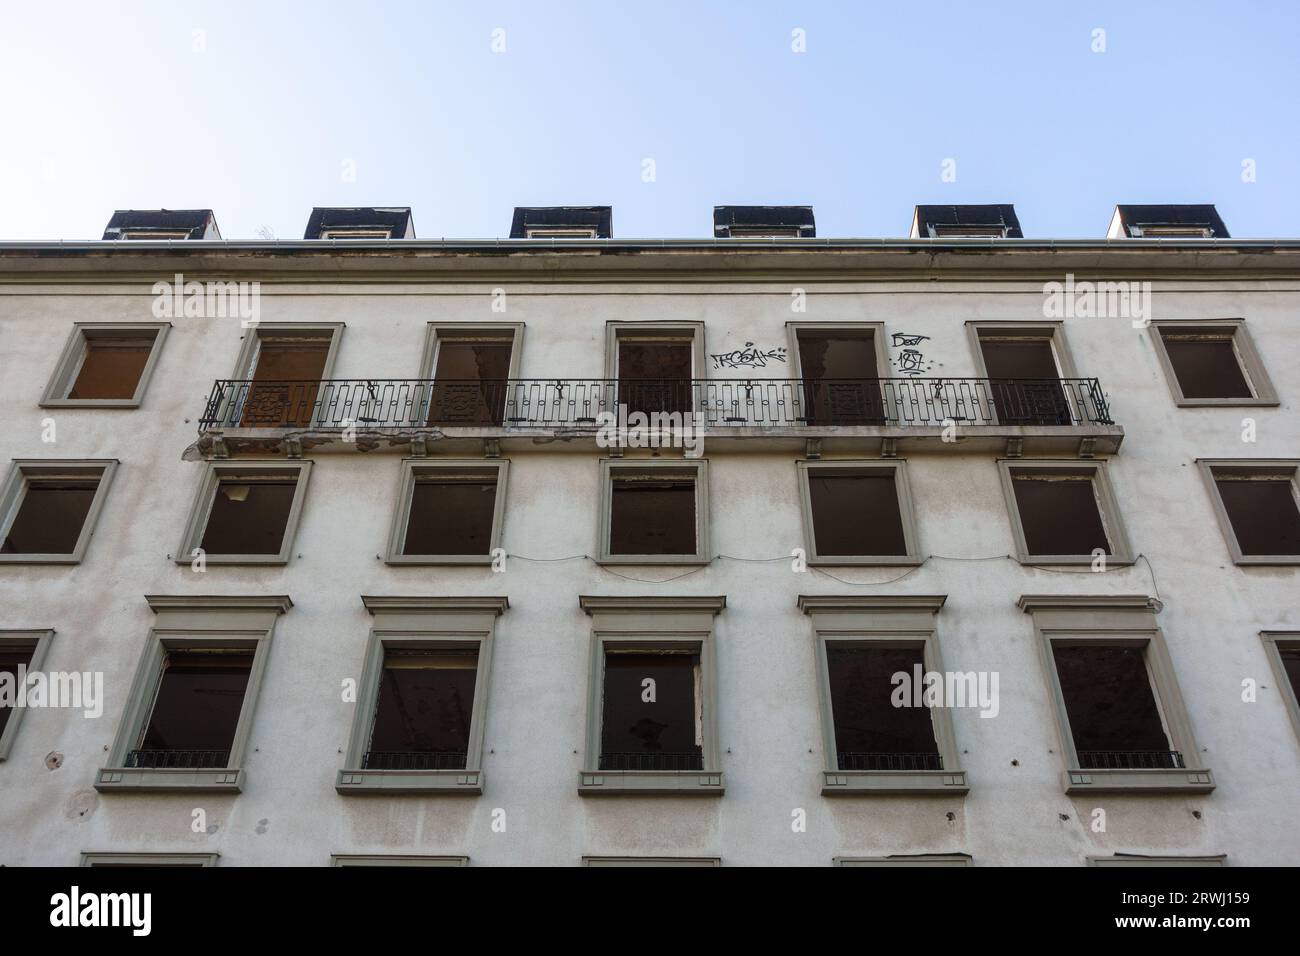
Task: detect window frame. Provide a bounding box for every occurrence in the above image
[0,459,119,565]
[1148,319,1277,407]
[330,854,469,866]
[582,856,721,866]
[218,322,345,428]
[997,459,1134,566]
[597,457,710,565]
[40,322,171,409]
[966,320,1079,379]
[384,459,509,565]
[320,229,392,239]
[175,459,313,566]
[577,595,726,796]
[1087,854,1225,867]
[336,596,507,795]
[1020,594,1214,794]
[80,852,219,867]
[525,227,597,239]
[785,321,893,425]
[1260,631,1300,744]
[834,853,972,867]
[96,595,290,794]
[604,320,706,382]
[417,322,525,426]
[795,459,922,566]
[1196,458,1300,566]
[799,595,967,795]
[0,629,55,760]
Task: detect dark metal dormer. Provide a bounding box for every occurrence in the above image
[510,206,612,239]
[304,207,415,239]
[102,209,220,240]
[911,205,1022,239]
[1107,204,1229,239]
[714,205,815,238]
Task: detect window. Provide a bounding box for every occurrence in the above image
[834,854,972,867]
[787,322,888,426]
[420,323,523,426]
[727,227,800,238]
[220,323,344,427]
[41,323,169,408]
[1198,460,1300,565]
[796,460,920,565]
[120,231,192,240]
[330,855,469,867]
[337,596,506,794]
[176,460,312,565]
[1132,226,1213,238]
[998,460,1133,565]
[525,228,597,238]
[1021,594,1213,794]
[583,857,721,867]
[97,595,289,793]
[0,460,117,564]
[1260,632,1300,743]
[1149,320,1276,406]
[81,853,219,867]
[1087,854,1225,867]
[386,459,508,564]
[598,458,709,565]
[320,229,392,239]
[931,224,1006,238]
[0,630,54,760]
[605,321,704,419]
[578,596,725,795]
[968,321,1077,426]
[800,595,967,794]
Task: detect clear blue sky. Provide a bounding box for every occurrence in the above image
[1,0,1297,240]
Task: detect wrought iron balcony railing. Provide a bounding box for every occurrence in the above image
[200,377,1112,430]
[126,749,230,769]
[361,750,468,771]
[837,751,945,771]
[598,750,705,771]
[1077,750,1186,770]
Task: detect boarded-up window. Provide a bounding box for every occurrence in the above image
[1213,472,1300,556]
[66,331,159,400]
[617,336,693,415]
[133,649,253,768]
[241,332,332,427]
[1052,644,1175,768]
[199,476,297,555]
[808,471,907,556]
[1,474,100,555]
[609,474,696,555]
[402,471,498,556]
[1158,328,1253,399]
[0,643,37,737]
[797,331,884,425]
[427,332,514,425]
[1011,470,1111,556]
[600,651,702,770]
[365,648,478,770]
[978,332,1070,425]
[826,646,940,770]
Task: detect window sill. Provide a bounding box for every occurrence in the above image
[594,556,711,567]
[172,555,290,566]
[384,555,495,567]
[39,399,144,409]
[1064,767,1215,794]
[822,770,968,796]
[1015,555,1136,567]
[1229,555,1300,567]
[578,770,724,796]
[808,556,924,567]
[1172,398,1280,408]
[0,554,83,565]
[95,767,243,793]
[336,769,483,794]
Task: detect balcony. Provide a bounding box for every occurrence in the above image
[193,377,1122,458]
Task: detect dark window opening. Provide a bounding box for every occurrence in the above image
[67,332,158,400]
[1,475,100,555]
[364,648,478,770]
[1214,474,1300,556]
[1280,647,1300,704]
[1159,330,1252,399]
[608,475,696,556]
[131,649,253,769]
[978,334,1070,425]
[617,337,694,416]
[826,646,941,771]
[402,472,498,556]
[240,333,332,427]
[427,334,514,425]
[808,472,908,556]
[0,644,37,737]
[198,477,297,556]
[600,651,702,771]
[1011,471,1112,556]
[797,332,884,425]
[1052,644,1176,769]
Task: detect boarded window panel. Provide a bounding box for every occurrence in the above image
[1011,472,1112,556]
[241,334,331,427]
[402,474,497,556]
[428,336,513,425]
[808,472,907,556]
[609,478,696,555]
[826,646,940,766]
[0,645,37,737]
[367,649,477,765]
[617,339,693,416]
[198,478,296,555]
[1159,331,1252,399]
[67,333,158,399]
[139,650,253,757]
[1,479,99,554]
[1052,645,1171,755]
[1214,477,1300,556]
[600,652,701,769]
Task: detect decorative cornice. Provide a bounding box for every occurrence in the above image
[798,595,946,615]
[1018,594,1162,614]
[361,595,509,616]
[146,594,292,614]
[579,595,726,615]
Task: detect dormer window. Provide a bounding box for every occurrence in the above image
[1130,225,1213,238]
[524,227,598,239]
[511,207,612,239]
[319,229,392,239]
[303,207,414,240]
[120,231,193,240]
[727,226,801,238]
[1107,205,1228,239]
[714,206,815,238]
[911,205,1022,239]
[101,209,220,240]
[929,224,1007,238]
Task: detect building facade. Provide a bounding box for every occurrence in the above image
[1,204,1298,866]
